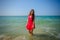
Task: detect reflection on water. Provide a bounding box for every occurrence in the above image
[0,34,60,40]
[27,34,60,40]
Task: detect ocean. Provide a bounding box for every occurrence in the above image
[0,16,60,40]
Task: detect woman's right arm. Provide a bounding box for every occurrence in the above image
[26,18,28,26]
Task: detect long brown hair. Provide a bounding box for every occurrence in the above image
[29,9,35,21]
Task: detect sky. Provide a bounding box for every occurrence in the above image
[0,0,60,16]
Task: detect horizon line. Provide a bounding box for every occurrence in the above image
[0,15,60,16]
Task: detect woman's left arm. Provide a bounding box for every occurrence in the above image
[33,20,35,29]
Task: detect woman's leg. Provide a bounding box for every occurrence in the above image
[29,29,33,35]
[31,29,33,35]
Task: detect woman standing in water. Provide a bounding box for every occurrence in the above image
[26,9,35,36]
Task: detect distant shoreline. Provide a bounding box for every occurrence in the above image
[0,15,60,17]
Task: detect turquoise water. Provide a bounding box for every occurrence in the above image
[0,16,60,40]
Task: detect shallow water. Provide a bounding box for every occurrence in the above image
[0,16,60,40]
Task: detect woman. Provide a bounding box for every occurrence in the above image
[26,9,35,35]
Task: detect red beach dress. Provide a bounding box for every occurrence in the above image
[26,15,35,30]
